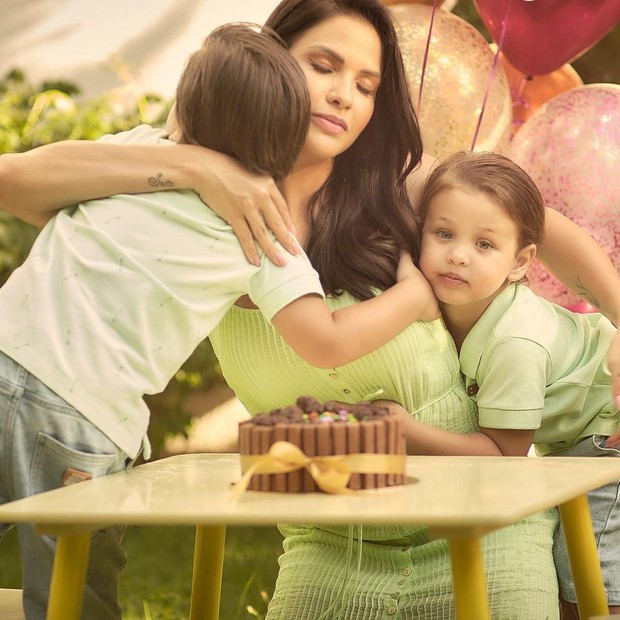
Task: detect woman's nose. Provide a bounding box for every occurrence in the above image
[327,79,353,109]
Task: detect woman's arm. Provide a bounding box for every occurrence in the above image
[0,141,182,226]
[405,152,436,209]
[539,208,620,322]
[0,140,298,265]
[375,401,535,457]
[538,208,620,406]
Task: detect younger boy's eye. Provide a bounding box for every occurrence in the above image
[437,230,452,240]
[477,240,493,250]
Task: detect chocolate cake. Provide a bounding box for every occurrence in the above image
[238,396,407,492]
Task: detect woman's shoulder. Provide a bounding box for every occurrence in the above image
[405,152,436,212]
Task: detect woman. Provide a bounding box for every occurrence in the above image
[1,0,620,617]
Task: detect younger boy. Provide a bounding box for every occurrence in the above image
[380,151,620,616]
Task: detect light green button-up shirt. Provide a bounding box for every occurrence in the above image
[460,283,619,454]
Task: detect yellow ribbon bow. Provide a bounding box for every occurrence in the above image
[231,441,405,499]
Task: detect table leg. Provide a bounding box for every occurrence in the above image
[559,494,609,619]
[189,525,226,620]
[448,536,490,620]
[46,532,91,620]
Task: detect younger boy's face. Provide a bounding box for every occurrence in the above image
[419,187,525,315]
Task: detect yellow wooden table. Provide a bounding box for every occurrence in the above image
[0,453,618,620]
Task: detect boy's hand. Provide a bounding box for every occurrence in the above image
[396,252,440,322]
[373,399,411,421]
[396,251,416,282]
[604,431,620,449]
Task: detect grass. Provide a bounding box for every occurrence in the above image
[0,524,282,619]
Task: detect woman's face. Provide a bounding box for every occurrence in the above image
[289,14,382,166]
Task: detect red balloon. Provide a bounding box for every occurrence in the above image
[473,0,620,76]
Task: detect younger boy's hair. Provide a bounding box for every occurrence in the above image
[419,151,546,249]
[175,23,310,180]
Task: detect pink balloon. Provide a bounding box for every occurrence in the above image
[564,302,597,314]
[473,0,620,76]
[510,84,620,307]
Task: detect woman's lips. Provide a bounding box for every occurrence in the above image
[312,114,347,134]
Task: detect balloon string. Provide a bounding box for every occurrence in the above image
[417,0,440,114]
[471,0,514,150]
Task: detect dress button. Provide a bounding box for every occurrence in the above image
[467,383,479,396]
[392,591,400,599]
[401,546,411,552]
[343,388,352,395]
[402,567,412,576]
[398,579,406,585]
[387,606,397,615]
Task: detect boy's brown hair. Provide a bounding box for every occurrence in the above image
[175,23,310,180]
[419,151,546,250]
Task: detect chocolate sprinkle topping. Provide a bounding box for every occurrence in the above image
[241,396,392,426]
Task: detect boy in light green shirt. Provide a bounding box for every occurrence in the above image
[378,150,620,616]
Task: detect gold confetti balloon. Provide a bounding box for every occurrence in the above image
[389,3,512,157]
[510,84,620,307]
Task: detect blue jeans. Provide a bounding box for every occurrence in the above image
[549,435,620,605]
[0,351,132,619]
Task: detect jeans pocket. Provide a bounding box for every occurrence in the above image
[30,431,120,495]
[31,432,123,544]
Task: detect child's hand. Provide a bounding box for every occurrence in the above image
[604,429,620,449]
[396,251,417,282]
[373,399,411,421]
[396,252,440,322]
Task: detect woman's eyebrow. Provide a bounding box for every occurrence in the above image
[308,45,381,79]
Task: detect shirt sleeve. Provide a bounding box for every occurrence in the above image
[248,239,324,323]
[476,337,550,430]
[96,124,169,144]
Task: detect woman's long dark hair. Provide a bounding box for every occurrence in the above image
[265,0,423,300]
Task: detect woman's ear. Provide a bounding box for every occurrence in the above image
[508,244,537,282]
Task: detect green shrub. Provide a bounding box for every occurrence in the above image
[0,68,223,457]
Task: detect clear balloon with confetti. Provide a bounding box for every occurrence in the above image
[390,3,512,157]
[510,84,620,307]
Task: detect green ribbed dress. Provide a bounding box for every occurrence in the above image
[210,293,559,619]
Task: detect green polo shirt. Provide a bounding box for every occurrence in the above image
[460,284,619,455]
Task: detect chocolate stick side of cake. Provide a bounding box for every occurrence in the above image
[238,396,407,493]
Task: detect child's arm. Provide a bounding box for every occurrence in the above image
[271,254,440,368]
[376,401,535,457]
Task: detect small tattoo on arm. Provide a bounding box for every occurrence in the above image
[575,277,599,308]
[148,172,174,188]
